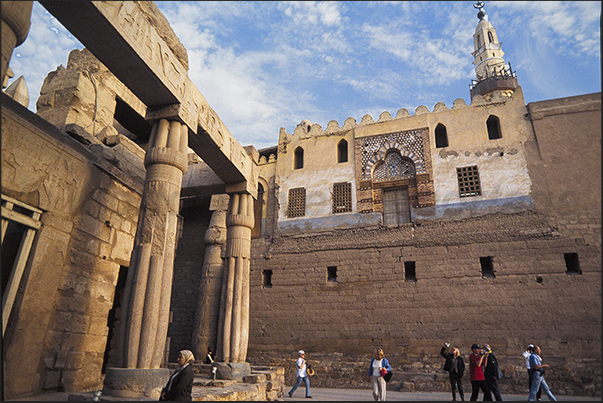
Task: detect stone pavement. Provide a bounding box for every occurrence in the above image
[6,388,601,401]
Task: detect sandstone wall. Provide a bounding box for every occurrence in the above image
[2,96,142,398]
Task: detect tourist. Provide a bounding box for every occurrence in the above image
[523,344,541,400]
[469,344,492,401]
[367,347,392,401]
[288,350,312,398]
[204,347,215,364]
[160,349,195,401]
[528,346,557,401]
[482,344,502,401]
[441,343,465,401]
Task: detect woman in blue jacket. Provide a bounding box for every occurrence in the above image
[367,348,392,401]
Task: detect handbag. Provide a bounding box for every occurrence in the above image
[497,366,503,380]
[384,370,393,382]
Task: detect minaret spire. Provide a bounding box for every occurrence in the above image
[469,1,519,99]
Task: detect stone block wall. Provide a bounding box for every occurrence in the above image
[246,211,601,396]
[2,96,143,398]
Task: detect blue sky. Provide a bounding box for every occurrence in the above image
[7,1,601,150]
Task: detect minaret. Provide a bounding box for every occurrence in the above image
[469,1,518,99]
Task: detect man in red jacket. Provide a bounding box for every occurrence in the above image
[469,344,492,401]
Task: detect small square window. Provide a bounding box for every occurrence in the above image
[564,253,582,274]
[480,256,495,278]
[327,266,338,282]
[404,261,416,282]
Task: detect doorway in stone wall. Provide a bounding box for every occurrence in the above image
[382,187,411,225]
[101,264,128,373]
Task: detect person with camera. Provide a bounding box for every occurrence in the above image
[528,346,557,401]
[469,344,492,401]
[482,344,502,401]
[440,342,465,401]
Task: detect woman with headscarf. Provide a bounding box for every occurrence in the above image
[160,350,195,401]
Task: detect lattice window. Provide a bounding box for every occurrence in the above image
[332,182,352,214]
[373,151,415,182]
[287,187,306,218]
[457,166,482,197]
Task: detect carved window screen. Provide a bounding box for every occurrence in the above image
[457,165,482,197]
[373,151,415,182]
[332,182,352,214]
[1,194,42,335]
[287,187,306,218]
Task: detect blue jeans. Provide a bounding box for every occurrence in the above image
[289,376,310,397]
[528,371,556,401]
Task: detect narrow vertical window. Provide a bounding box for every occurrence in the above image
[435,123,448,148]
[294,147,304,169]
[488,31,494,43]
[262,270,273,288]
[404,261,416,282]
[287,187,306,218]
[337,139,348,163]
[252,183,264,238]
[487,115,502,140]
[564,253,582,274]
[327,266,338,282]
[480,256,495,278]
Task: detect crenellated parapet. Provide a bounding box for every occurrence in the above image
[277,88,521,140]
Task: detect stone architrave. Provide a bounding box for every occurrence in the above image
[217,193,254,363]
[190,193,229,360]
[117,118,188,369]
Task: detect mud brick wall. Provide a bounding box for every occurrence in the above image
[246,211,601,396]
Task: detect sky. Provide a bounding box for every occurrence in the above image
[6,1,601,150]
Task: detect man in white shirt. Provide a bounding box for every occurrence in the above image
[288,350,312,398]
[523,344,541,400]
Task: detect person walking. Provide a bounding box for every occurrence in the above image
[528,346,557,401]
[288,350,312,398]
[441,343,465,401]
[367,347,392,401]
[160,350,195,401]
[523,344,541,400]
[482,344,502,401]
[469,344,492,401]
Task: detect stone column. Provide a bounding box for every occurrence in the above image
[190,193,229,360]
[1,1,33,81]
[216,192,254,363]
[117,118,188,369]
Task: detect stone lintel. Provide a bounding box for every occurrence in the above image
[39,1,258,195]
